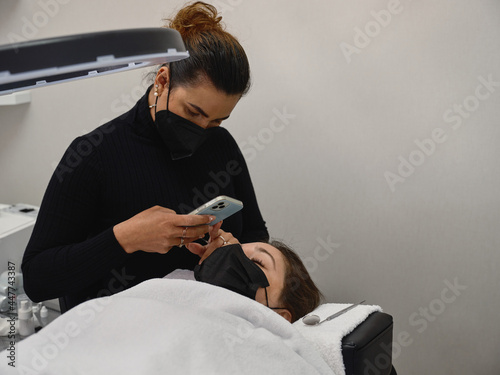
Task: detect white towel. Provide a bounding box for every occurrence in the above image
[165,270,380,375]
[0,278,335,375]
[162,268,196,281]
[293,303,382,375]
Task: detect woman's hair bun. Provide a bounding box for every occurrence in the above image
[160,1,250,96]
[166,1,224,38]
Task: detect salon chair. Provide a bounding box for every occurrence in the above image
[341,311,397,375]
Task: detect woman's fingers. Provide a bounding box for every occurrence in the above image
[215,229,239,247]
[197,241,221,264]
[177,213,215,227]
[208,221,223,241]
[114,206,216,254]
[185,242,206,257]
[197,229,240,264]
[114,204,243,256]
[174,224,209,240]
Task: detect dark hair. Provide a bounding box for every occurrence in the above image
[269,240,324,323]
[163,1,251,96]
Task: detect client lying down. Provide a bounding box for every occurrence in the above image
[184,222,323,323]
[0,226,334,375]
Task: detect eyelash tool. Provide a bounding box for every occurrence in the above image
[302,300,366,326]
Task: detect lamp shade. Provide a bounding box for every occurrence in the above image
[0,28,189,96]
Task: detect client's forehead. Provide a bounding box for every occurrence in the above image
[250,242,279,255]
[248,243,285,270]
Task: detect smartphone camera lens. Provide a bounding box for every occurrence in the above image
[211,202,228,211]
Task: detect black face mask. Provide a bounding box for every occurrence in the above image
[194,244,270,300]
[154,85,207,160]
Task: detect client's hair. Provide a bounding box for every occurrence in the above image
[269,240,324,323]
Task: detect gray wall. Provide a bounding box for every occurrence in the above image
[1,1,499,373]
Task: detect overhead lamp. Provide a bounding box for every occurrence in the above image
[0,28,189,96]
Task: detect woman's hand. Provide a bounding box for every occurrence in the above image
[186,221,240,263]
[113,205,215,254]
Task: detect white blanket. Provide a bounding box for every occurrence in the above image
[294,303,382,375]
[0,278,334,375]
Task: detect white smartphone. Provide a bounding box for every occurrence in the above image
[188,196,243,225]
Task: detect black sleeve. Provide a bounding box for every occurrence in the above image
[21,136,128,302]
[231,144,269,243]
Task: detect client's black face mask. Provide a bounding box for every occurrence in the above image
[154,85,207,160]
[194,244,270,300]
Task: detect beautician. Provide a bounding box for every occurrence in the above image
[21,1,268,313]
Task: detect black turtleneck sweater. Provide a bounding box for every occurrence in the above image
[21,89,268,313]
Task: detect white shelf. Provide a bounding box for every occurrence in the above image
[0,91,31,106]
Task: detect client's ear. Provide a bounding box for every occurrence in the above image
[277,309,292,323]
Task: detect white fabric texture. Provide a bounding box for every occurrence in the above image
[293,303,382,375]
[162,268,196,281]
[0,278,334,375]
